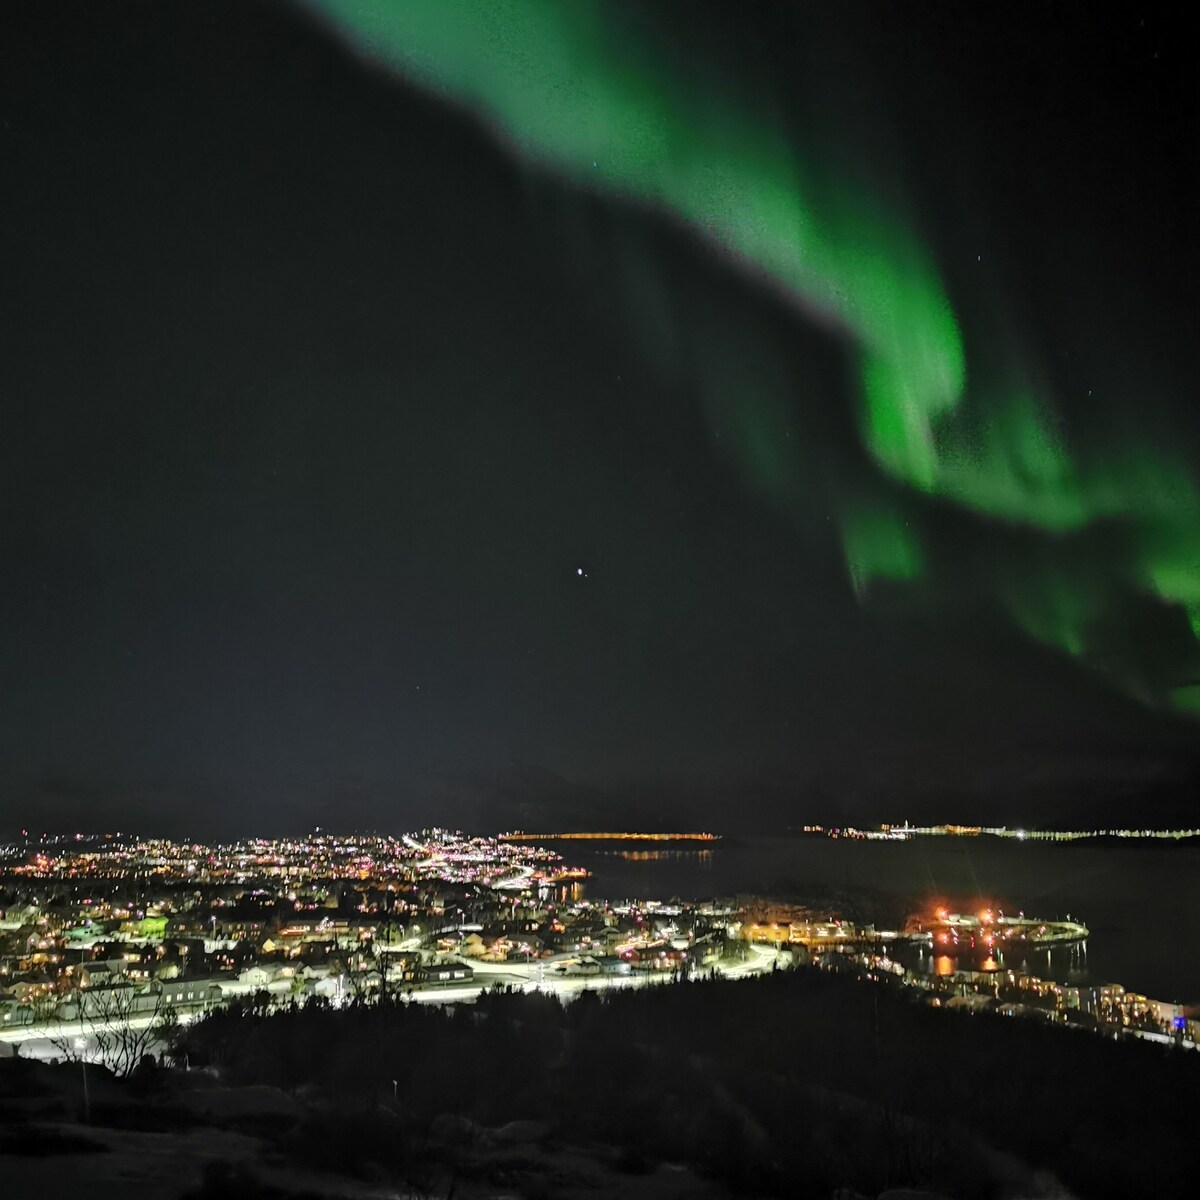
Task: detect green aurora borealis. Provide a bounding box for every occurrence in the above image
[308,0,1200,710]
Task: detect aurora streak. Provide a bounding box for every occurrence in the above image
[306,0,1200,708]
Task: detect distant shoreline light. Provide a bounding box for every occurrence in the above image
[799,824,1200,842]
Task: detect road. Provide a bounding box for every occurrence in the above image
[408,943,779,1006]
[1,947,782,1062]
[489,862,535,890]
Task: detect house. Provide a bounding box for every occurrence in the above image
[507,935,544,960]
[78,960,126,988]
[75,982,141,1019]
[622,943,686,971]
[237,965,274,989]
[158,978,225,1008]
[307,974,345,1001]
[382,953,422,985]
[596,955,631,976]
[0,905,42,932]
[417,962,475,987]
[557,953,633,978]
[460,933,488,958]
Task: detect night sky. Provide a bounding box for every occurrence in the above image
[4,2,1199,836]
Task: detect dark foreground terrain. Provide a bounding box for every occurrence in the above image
[2,968,1195,1199]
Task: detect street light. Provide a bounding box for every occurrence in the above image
[73,1037,89,1124]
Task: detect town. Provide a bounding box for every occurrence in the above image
[0,829,756,1057]
[0,829,1193,1069]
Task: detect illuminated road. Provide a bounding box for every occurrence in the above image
[717,943,781,979]
[1,949,779,1062]
[410,944,777,1006]
[0,1012,182,1063]
[489,863,535,890]
[0,980,290,1061]
[409,966,678,1007]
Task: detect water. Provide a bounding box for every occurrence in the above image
[571,835,1200,1003]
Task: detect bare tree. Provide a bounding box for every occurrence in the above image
[344,949,381,1003]
[51,987,175,1077]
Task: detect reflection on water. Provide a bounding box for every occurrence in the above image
[903,938,1090,986]
[600,849,715,864]
[576,835,1200,1000]
[539,881,585,904]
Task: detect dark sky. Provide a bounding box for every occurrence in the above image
[3,2,1199,836]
